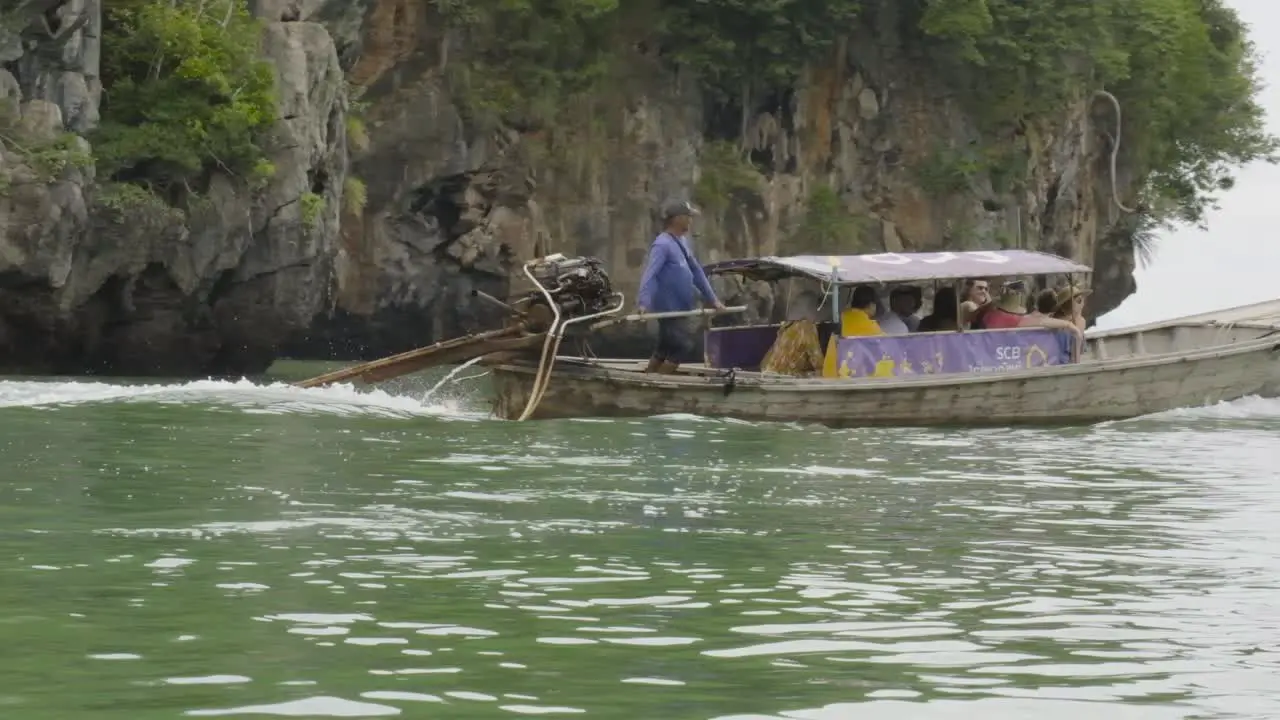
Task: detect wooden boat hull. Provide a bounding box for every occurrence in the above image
[489,332,1280,427]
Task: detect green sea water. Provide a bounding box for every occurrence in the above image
[0,366,1278,719]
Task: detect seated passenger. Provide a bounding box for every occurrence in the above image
[874,298,908,335]
[1053,285,1091,331]
[841,285,884,337]
[1021,288,1060,325]
[1008,288,1087,362]
[960,278,991,329]
[760,293,825,377]
[916,287,960,332]
[892,286,923,332]
[980,280,1030,329]
[875,286,922,335]
[1021,288,1087,344]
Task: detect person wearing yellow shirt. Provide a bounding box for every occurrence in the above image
[841,285,884,336]
[823,285,883,377]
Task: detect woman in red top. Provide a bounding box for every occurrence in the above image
[976,280,1029,329]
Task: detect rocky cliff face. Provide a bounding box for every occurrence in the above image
[0,0,1140,374]
[0,0,347,374]
[290,0,1139,360]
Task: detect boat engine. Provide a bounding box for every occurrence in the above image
[296,252,621,390]
[518,254,617,329]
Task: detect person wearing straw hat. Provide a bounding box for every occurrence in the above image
[636,199,727,374]
[976,280,1032,330]
[1053,285,1091,331]
[980,281,1085,349]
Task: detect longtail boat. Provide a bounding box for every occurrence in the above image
[484,251,1280,426]
[297,250,1280,426]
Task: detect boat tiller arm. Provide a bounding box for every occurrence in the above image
[293,252,622,390]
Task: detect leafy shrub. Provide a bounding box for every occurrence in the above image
[693,140,763,211]
[93,181,185,225]
[300,191,325,227]
[94,0,277,202]
[791,184,866,253]
[0,101,93,186]
[343,176,367,216]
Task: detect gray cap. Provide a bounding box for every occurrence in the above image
[661,199,700,221]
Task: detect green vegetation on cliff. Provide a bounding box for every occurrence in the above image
[95,0,276,204]
[916,0,1275,223]
[436,0,1271,227]
[436,0,622,128]
[694,140,763,211]
[438,0,864,126]
[661,0,861,101]
[0,107,93,189]
[4,0,1258,236]
[791,185,869,254]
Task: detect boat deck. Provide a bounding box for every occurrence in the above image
[1192,300,1280,326]
[1091,298,1280,336]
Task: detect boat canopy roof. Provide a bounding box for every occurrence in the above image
[703,250,1092,285]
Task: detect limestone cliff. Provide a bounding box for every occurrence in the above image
[0,0,1255,374]
[290,0,1143,360]
[0,0,347,374]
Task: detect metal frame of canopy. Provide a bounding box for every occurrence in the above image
[703,250,1093,285]
[703,250,1094,328]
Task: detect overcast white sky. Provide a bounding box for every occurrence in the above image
[1094,0,1280,330]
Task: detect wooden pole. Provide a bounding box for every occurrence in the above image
[589,305,746,331]
[294,326,540,388]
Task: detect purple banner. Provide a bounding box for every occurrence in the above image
[705,326,778,370]
[834,329,1072,378]
[705,323,839,369]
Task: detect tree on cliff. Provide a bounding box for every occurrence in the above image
[913,0,1276,225]
[443,0,1272,230]
[663,0,1273,226]
[94,0,276,206]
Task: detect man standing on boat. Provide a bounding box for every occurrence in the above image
[636,200,726,374]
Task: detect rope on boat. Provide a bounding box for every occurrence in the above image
[516,262,564,422]
[517,305,625,421]
[1092,89,1137,215]
[518,331,565,422]
[513,260,626,422]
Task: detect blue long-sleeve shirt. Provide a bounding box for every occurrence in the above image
[636,232,718,312]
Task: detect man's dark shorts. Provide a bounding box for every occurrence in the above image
[654,317,695,362]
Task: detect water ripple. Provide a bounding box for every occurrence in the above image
[1,388,1279,717]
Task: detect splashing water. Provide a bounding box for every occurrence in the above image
[0,377,491,421]
[422,355,489,405]
[1110,394,1280,426]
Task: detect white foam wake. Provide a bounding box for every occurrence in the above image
[1133,394,1280,423]
[2,377,1273,425]
[0,377,489,420]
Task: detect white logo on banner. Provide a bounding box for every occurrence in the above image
[920,252,958,264]
[918,251,1011,265]
[968,251,1010,264]
[860,253,912,265]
